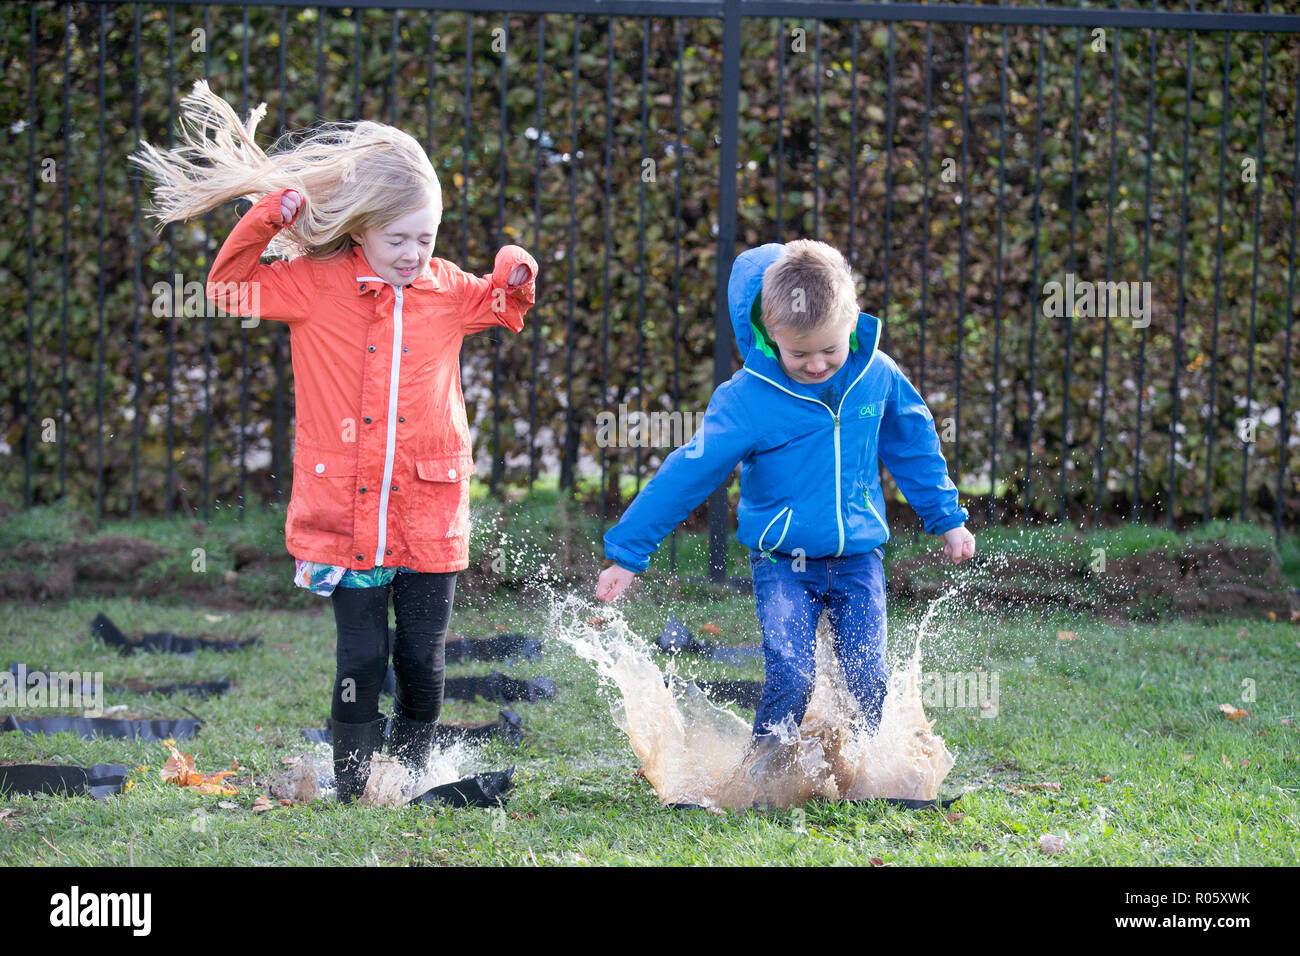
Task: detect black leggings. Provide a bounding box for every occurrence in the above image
[328,571,457,725]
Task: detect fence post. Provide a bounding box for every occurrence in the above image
[708,0,742,583]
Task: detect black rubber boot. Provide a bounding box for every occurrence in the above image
[330,713,388,804]
[385,711,437,781]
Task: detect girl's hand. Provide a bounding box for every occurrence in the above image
[596,564,637,602]
[507,263,533,286]
[941,525,976,565]
[280,189,304,224]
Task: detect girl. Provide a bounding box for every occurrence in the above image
[131,80,538,803]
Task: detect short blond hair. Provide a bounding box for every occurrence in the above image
[760,239,859,335]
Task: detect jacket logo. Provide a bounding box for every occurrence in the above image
[857,403,880,418]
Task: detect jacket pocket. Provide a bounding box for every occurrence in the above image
[758,506,793,555]
[863,486,888,535]
[290,443,359,543]
[407,452,476,544]
[414,453,476,483]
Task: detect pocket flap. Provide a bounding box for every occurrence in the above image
[416,453,476,482]
[295,443,358,477]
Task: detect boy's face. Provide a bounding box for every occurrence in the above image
[766,315,855,384]
[350,204,440,287]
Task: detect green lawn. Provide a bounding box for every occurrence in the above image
[2,579,1297,865]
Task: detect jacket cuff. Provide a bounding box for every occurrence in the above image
[492,245,538,287]
[603,539,649,575]
[255,188,300,229]
[926,508,969,537]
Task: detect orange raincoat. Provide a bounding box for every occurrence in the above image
[205,188,537,573]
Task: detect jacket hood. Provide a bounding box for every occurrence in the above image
[726,243,882,375]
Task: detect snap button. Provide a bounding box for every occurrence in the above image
[391,484,397,491]
[398,417,405,423]
[356,554,363,561]
[386,549,392,556]
[360,283,367,291]
[447,468,456,479]
[402,347,409,353]
[363,416,371,424]
[315,463,325,474]
[359,487,366,494]
[368,345,376,352]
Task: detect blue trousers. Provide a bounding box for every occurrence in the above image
[747,546,889,736]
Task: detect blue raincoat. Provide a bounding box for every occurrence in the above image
[603,243,967,573]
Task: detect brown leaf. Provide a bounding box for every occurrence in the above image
[584,616,607,629]
[1098,776,1112,783]
[1281,719,1293,727]
[699,623,723,635]
[1237,627,1247,640]
[1056,631,1079,641]
[1038,834,1066,855]
[946,812,964,823]
[1027,782,1062,791]
[1291,609,1300,623]
[868,857,885,867]
[251,795,274,813]
[1221,753,1233,768]
[1218,703,1250,722]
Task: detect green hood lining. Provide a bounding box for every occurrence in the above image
[748,292,860,363]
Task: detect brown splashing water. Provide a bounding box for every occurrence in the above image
[551,591,957,810]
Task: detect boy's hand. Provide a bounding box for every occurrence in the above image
[596,563,637,602]
[941,526,975,564]
[280,189,304,225]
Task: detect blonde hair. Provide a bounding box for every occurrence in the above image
[129,79,441,260]
[761,239,859,335]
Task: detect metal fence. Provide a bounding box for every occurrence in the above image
[6,1,1300,577]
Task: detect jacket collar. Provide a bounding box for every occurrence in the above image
[350,244,439,294]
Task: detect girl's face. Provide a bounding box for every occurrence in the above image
[349,204,440,287]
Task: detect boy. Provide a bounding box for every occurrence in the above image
[596,240,975,742]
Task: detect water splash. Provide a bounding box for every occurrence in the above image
[550,590,958,810]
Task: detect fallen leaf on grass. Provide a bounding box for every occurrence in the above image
[160,743,238,794]
[1056,631,1079,641]
[0,809,12,820]
[1038,834,1066,855]
[699,623,723,635]
[946,812,964,823]
[869,857,885,867]
[217,801,237,810]
[1027,782,1062,791]
[1098,776,1112,783]
[1221,754,1233,769]
[250,795,273,813]
[585,617,607,629]
[1218,704,1250,722]
[1281,719,1293,728]
[1237,627,1247,640]
[1239,759,1249,768]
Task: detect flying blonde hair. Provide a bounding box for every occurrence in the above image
[129,79,442,260]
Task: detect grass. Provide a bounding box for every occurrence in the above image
[2,495,1298,865]
[2,578,1297,865]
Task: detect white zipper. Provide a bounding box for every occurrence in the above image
[373,285,403,566]
[758,506,793,559]
[744,329,880,556]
